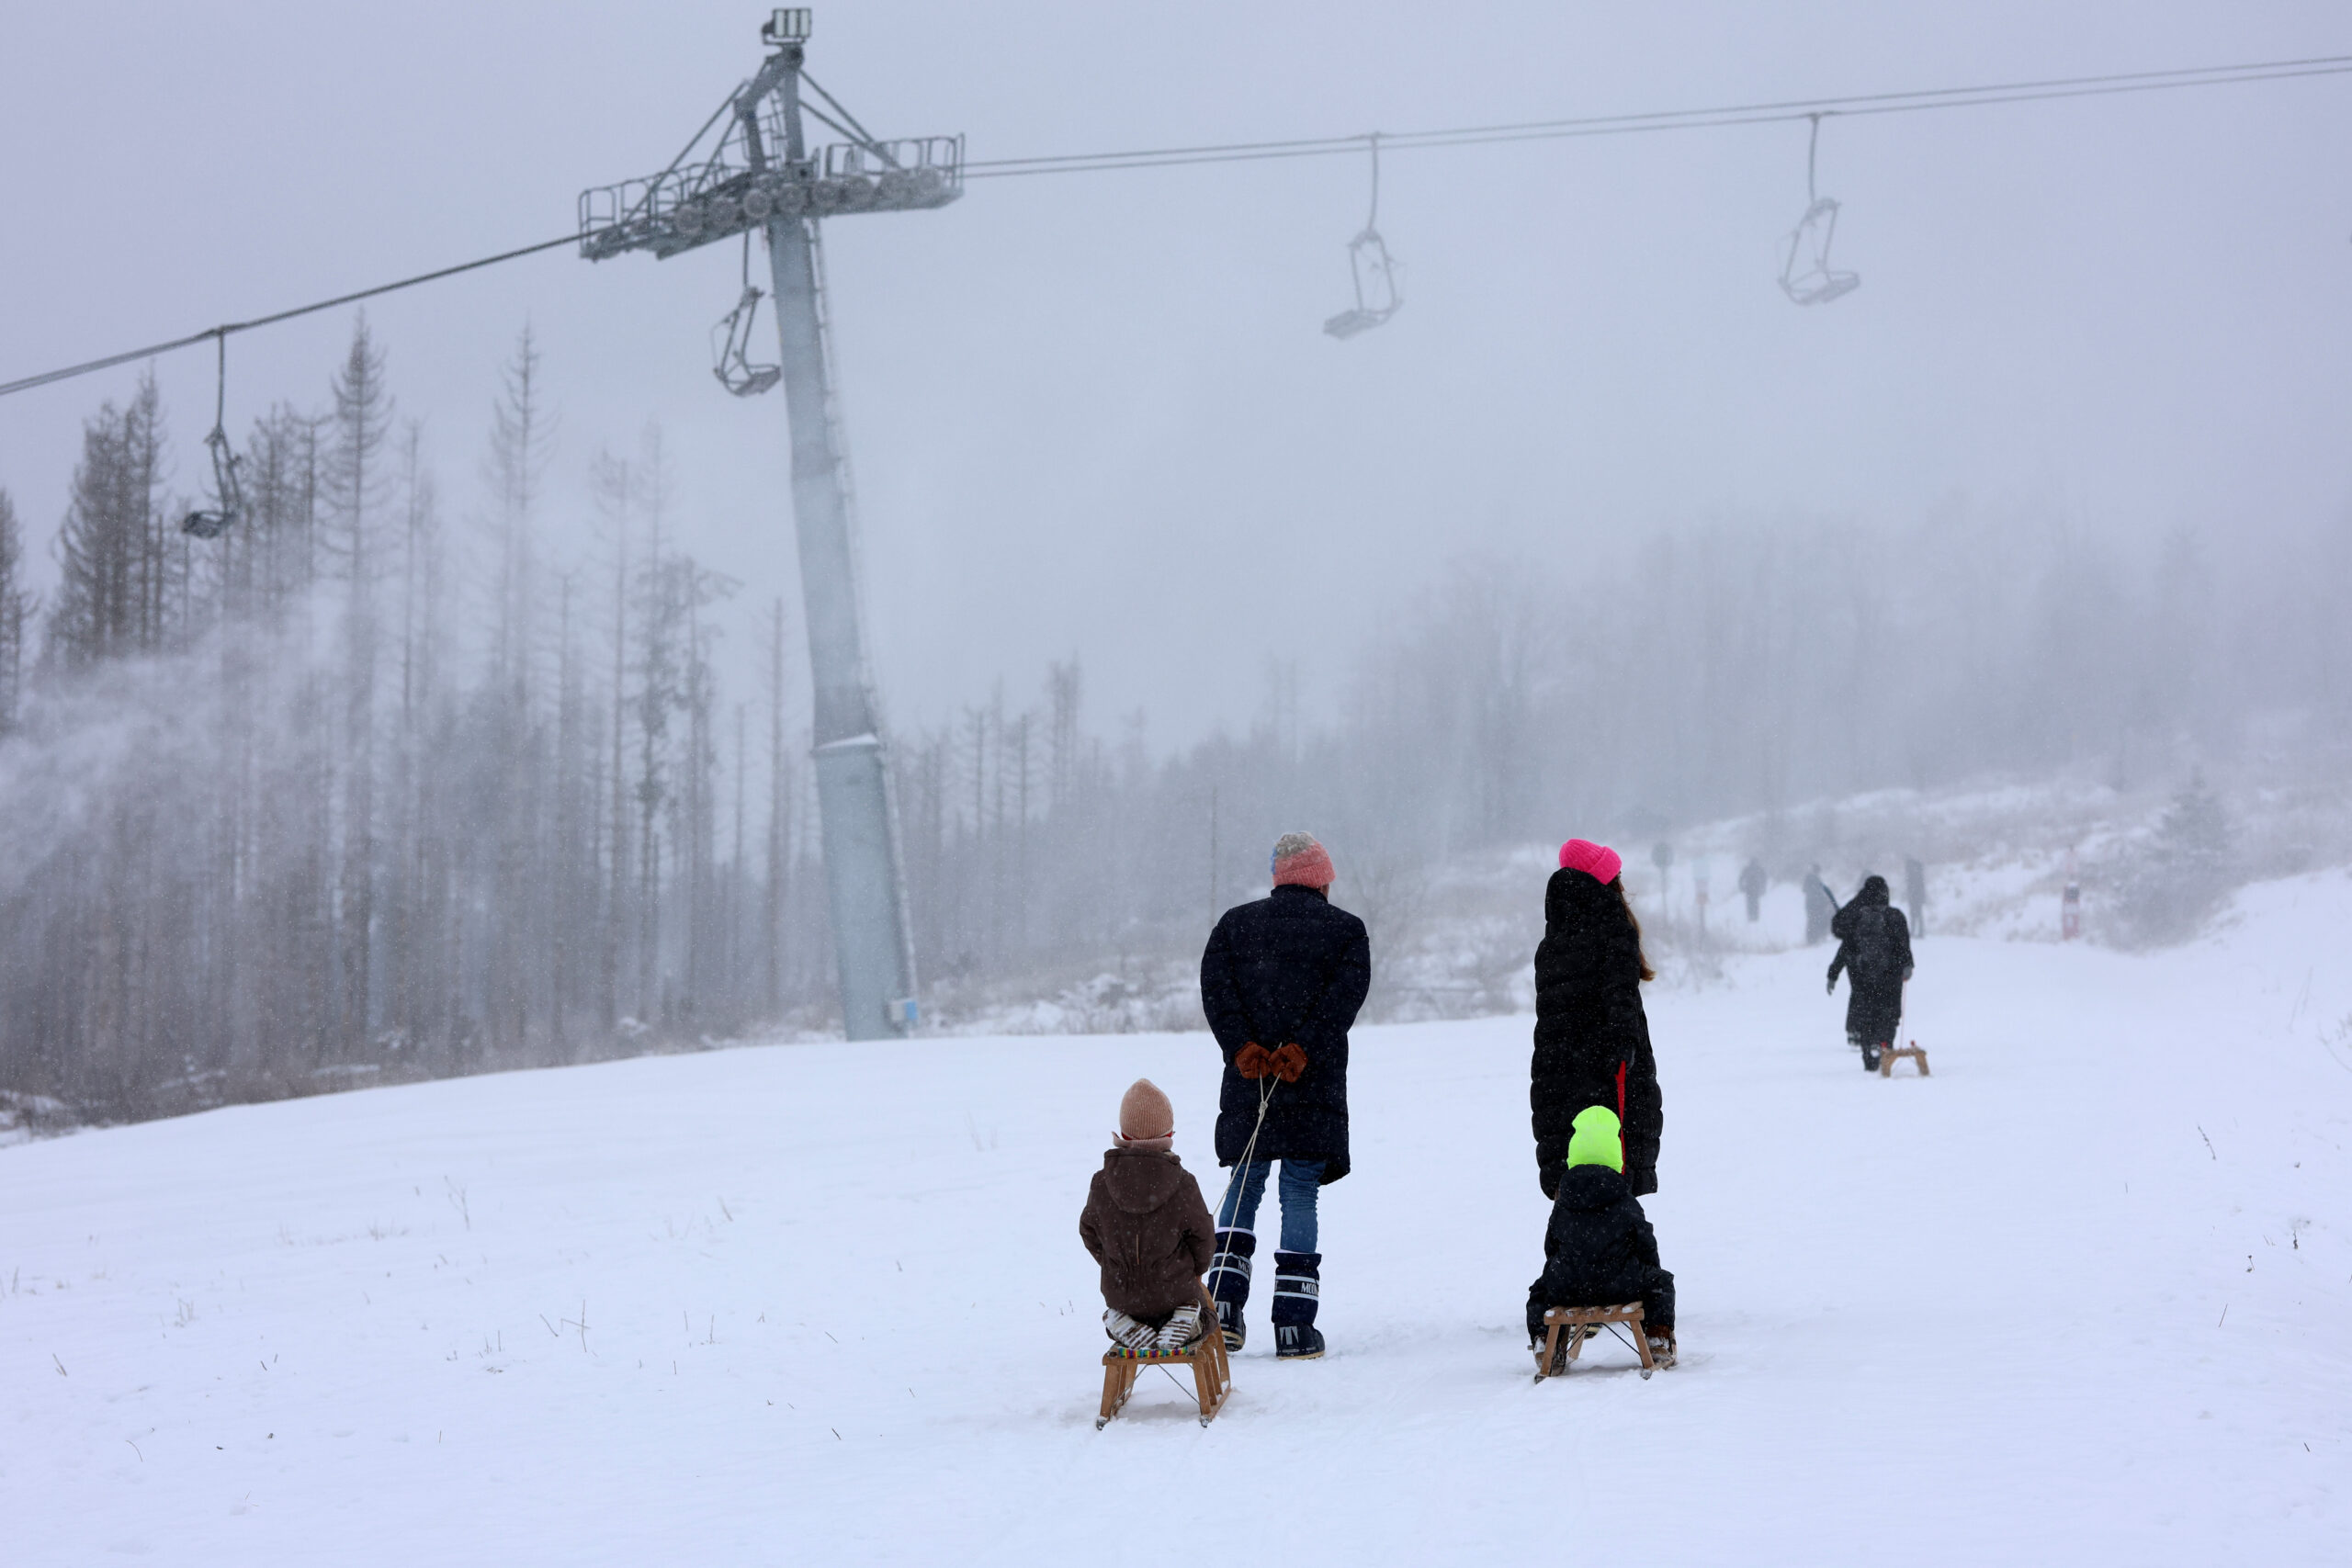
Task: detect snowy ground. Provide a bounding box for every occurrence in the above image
[6,874,2348,1564]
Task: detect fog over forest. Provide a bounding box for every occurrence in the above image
[2,3,2348,1122]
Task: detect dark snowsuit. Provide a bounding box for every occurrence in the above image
[1829,875,1914,1050]
[1530,870,1663,1199]
[1198,885,1372,1183]
[1080,1147,1218,1322]
[1524,1162,1675,1340]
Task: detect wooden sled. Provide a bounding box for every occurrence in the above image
[1532,1302,1657,1382]
[1878,1040,1931,1077]
[1096,1288,1232,1429]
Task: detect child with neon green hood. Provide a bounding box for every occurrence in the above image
[1526,1104,1676,1364]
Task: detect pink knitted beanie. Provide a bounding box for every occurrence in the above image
[1557,839,1623,885]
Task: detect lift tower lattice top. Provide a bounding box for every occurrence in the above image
[578,8,963,1040]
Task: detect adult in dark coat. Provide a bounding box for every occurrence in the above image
[1531,839,1663,1200]
[1828,873,1914,1070]
[1198,831,1371,1359]
[1738,857,1768,923]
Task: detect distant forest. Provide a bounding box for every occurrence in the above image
[1,317,2346,1121]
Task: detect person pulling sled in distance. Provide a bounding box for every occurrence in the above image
[1198,832,1371,1360]
[1080,1078,1219,1353]
[1827,873,1915,1071]
[1527,1105,1676,1369]
[1532,840,1664,1201]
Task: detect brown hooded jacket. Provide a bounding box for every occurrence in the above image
[1080,1147,1217,1321]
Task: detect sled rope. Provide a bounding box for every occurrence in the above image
[1204,1073,1279,1300]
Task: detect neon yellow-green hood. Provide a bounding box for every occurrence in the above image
[1566,1105,1623,1172]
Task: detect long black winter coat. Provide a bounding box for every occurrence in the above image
[1531,870,1663,1199]
[1199,885,1372,1183]
[1829,875,1914,1046]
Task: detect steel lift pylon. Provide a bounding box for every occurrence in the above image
[579,8,962,1039]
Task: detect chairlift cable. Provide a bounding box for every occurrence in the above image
[962,52,2352,176]
[0,232,579,401]
[5,51,2350,401]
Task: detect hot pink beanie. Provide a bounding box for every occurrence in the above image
[1271,832,1335,889]
[1558,839,1623,885]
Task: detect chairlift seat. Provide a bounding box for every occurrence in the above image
[712,284,784,397]
[1784,270,1860,306]
[181,424,244,539]
[1781,196,1860,307]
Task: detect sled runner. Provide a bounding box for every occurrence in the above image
[1877,1040,1931,1078]
[1096,1288,1232,1429]
[1532,1303,1657,1382]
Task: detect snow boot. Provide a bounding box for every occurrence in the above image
[1272,1250,1323,1359]
[1102,1308,1159,1353]
[1153,1303,1205,1354]
[1854,1034,1882,1072]
[1207,1228,1254,1351]
[1645,1327,1678,1369]
[1277,1324,1325,1359]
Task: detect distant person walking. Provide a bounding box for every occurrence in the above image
[1738,857,1768,923]
[1905,857,1928,939]
[1827,873,1915,1071]
[1198,832,1371,1360]
[1804,864,1837,945]
[1531,840,1664,1199]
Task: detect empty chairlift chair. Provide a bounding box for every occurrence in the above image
[1325,134,1404,339]
[1780,114,1860,307]
[181,334,246,539]
[711,234,784,397]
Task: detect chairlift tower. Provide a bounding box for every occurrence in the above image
[579,8,963,1039]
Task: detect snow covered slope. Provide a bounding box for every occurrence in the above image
[6,874,2348,1565]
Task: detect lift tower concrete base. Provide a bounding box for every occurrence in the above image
[578,9,963,1039]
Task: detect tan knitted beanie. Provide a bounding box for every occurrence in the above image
[1117,1078,1175,1144]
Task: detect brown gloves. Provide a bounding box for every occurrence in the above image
[1234,1043,1309,1083]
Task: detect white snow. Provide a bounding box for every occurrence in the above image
[6,873,2348,1564]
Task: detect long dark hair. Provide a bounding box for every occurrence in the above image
[1609,876,1657,982]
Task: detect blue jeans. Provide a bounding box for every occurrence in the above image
[1216,1159,1325,1253]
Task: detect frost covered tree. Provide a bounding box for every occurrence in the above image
[47,374,170,668]
[0,486,30,734]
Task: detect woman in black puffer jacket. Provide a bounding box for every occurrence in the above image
[1530,839,1662,1198]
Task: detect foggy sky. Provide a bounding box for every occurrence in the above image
[4,1,2348,747]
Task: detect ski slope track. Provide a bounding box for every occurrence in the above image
[6,874,2348,1563]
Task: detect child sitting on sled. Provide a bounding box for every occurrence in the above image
[1527,1105,1677,1365]
[1081,1078,1219,1353]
